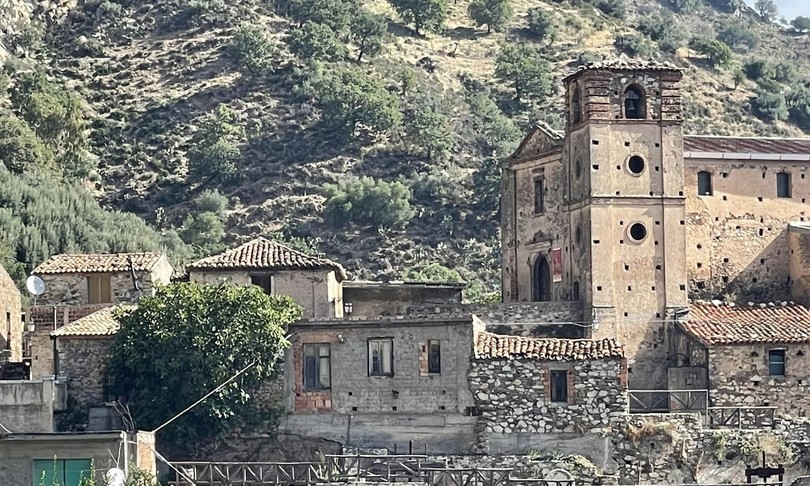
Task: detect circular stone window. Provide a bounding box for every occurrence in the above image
[629,222,648,242]
[628,155,645,175]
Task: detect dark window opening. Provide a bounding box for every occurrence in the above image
[550,370,568,402]
[697,171,713,196]
[777,173,791,198]
[428,340,441,374]
[624,85,645,119]
[629,223,647,241]
[103,371,125,403]
[768,349,785,376]
[304,343,331,390]
[534,178,545,214]
[575,158,582,179]
[368,338,394,376]
[250,274,273,295]
[571,86,582,125]
[533,256,551,302]
[572,281,580,301]
[628,156,645,174]
[575,226,581,244]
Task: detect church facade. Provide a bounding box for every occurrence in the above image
[501,60,810,388]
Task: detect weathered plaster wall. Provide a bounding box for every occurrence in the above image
[469,357,627,454]
[0,379,56,432]
[345,286,462,317]
[57,336,113,410]
[708,343,810,418]
[0,264,22,361]
[790,226,810,305]
[684,161,810,302]
[190,269,341,318]
[36,271,156,306]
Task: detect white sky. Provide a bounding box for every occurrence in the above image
[746,0,810,20]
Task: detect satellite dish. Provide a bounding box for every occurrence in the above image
[105,468,125,486]
[25,276,46,296]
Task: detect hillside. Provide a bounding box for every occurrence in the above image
[1,0,809,297]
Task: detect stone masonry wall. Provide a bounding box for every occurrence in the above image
[469,357,627,453]
[57,336,114,409]
[708,343,810,418]
[0,264,22,362]
[37,271,156,305]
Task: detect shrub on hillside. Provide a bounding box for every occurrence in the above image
[188,105,245,184]
[614,34,655,58]
[494,45,553,104]
[179,211,226,257]
[787,87,810,130]
[751,90,788,122]
[467,0,513,34]
[312,67,402,135]
[0,109,55,174]
[349,11,387,62]
[594,0,626,19]
[754,0,778,22]
[287,21,346,62]
[404,93,454,160]
[388,0,448,34]
[287,0,358,32]
[691,37,733,69]
[791,16,810,33]
[718,21,759,51]
[402,263,464,283]
[525,8,556,42]
[324,176,414,229]
[195,189,228,216]
[744,59,775,82]
[637,14,685,53]
[230,25,277,77]
[668,0,699,13]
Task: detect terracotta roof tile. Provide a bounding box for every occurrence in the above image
[564,58,681,81]
[33,253,164,275]
[50,305,135,338]
[684,135,810,156]
[474,331,624,361]
[187,237,347,279]
[683,302,810,345]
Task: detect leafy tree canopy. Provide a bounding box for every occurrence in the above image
[402,262,464,282]
[751,89,789,122]
[691,37,733,69]
[188,104,245,184]
[0,109,55,174]
[324,176,414,229]
[718,20,759,51]
[230,25,277,77]
[108,283,301,452]
[287,21,347,62]
[288,0,359,33]
[791,16,810,33]
[525,8,556,42]
[468,0,513,34]
[495,44,553,103]
[388,0,448,34]
[349,11,388,62]
[404,93,454,160]
[754,0,778,21]
[787,87,810,130]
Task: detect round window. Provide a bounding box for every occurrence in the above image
[629,223,647,242]
[575,159,582,179]
[628,155,645,175]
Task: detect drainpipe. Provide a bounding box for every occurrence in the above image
[51,336,58,377]
[511,167,518,302]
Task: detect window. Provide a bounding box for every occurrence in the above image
[768,349,785,376]
[777,173,791,198]
[550,370,568,402]
[250,274,273,295]
[533,178,545,215]
[103,371,125,403]
[418,339,442,374]
[571,86,582,125]
[87,275,112,304]
[303,343,331,390]
[697,171,713,196]
[628,155,645,175]
[33,458,92,486]
[624,85,645,119]
[572,281,580,301]
[629,223,648,242]
[368,338,393,376]
[4,312,10,350]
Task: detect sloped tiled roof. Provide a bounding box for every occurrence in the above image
[33,253,164,275]
[684,135,810,156]
[564,58,681,81]
[50,306,135,338]
[187,237,347,279]
[474,332,624,361]
[683,302,810,345]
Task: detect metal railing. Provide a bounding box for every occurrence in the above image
[707,406,777,429]
[627,389,708,414]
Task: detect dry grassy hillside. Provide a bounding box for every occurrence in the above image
[2,0,809,296]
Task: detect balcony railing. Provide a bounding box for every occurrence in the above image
[707,406,777,429]
[627,389,708,414]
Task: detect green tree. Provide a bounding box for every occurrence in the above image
[791,16,810,33]
[389,0,448,34]
[787,87,810,130]
[402,262,464,282]
[754,0,778,21]
[188,105,245,184]
[718,21,759,50]
[108,283,301,452]
[525,8,555,42]
[773,61,798,84]
[594,0,626,19]
[691,37,733,69]
[614,34,656,57]
[0,109,55,174]
[287,21,346,62]
[404,93,454,160]
[638,14,685,53]
[195,189,229,216]
[668,0,698,13]
[467,0,513,34]
[324,176,414,229]
[744,59,776,81]
[312,67,402,135]
[473,155,501,214]
[230,25,277,77]
[495,45,553,103]
[287,0,358,32]
[349,11,387,62]
[179,211,226,257]
[751,90,788,122]
[732,68,746,90]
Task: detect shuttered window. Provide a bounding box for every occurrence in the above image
[87,275,112,304]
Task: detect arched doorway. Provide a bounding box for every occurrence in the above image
[533,256,551,302]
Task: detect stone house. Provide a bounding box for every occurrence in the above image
[342,280,465,317]
[470,332,626,454]
[187,237,346,319]
[501,59,810,389]
[671,301,810,418]
[0,263,22,363]
[28,253,172,379]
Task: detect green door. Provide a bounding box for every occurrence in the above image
[32,459,91,486]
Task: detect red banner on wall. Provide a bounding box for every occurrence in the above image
[551,248,563,283]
